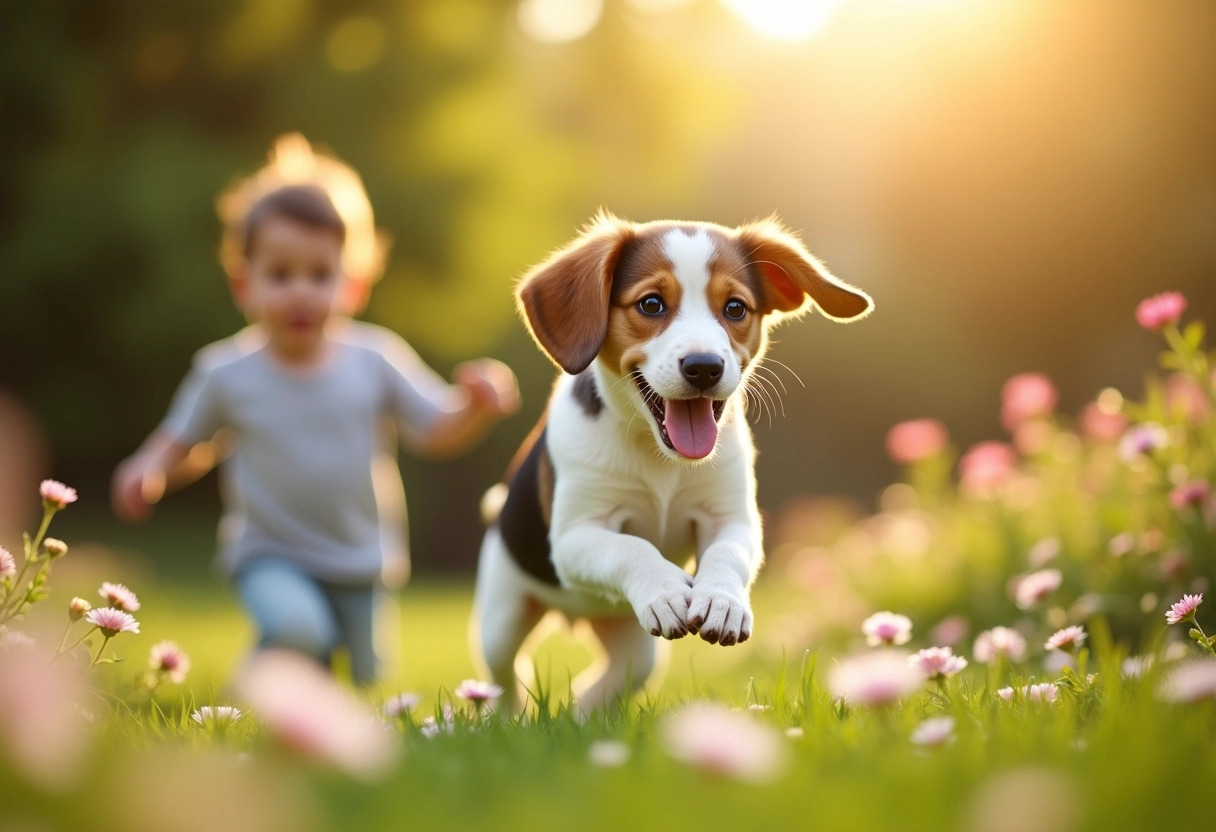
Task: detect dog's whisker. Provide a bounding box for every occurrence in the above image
[744,376,775,428]
[749,372,786,420]
[760,357,805,389]
[754,379,777,428]
[753,363,790,396]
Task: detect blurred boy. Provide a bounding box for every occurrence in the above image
[113,147,517,684]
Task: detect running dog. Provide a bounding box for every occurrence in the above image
[472,213,873,713]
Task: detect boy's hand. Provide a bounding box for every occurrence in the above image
[111,457,165,523]
[453,359,520,419]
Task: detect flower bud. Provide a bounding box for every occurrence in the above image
[44,538,68,559]
[68,597,91,621]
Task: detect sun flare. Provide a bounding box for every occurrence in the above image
[719,0,841,41]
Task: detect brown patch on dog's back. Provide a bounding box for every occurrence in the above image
[600,229,684,376]
[498,418,560,585]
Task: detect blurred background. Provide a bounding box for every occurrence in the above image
[2,0,1214,578]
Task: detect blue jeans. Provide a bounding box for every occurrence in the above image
[234,558,380,685]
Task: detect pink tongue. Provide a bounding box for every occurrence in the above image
[664,398,718,459]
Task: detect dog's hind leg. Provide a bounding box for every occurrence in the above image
[470,528,548,714]
[573,615,666,718]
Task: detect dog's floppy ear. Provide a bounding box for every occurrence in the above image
[736,219,873,321]
[516,213,635,374]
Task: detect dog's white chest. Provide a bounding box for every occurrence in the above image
[614,473,701,563]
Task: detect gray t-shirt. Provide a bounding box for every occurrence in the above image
[160,322,450,587]
[161,335,452,583]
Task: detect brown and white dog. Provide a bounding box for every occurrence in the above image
[471,213,872,713]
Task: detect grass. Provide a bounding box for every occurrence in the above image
[3,575,1216,832]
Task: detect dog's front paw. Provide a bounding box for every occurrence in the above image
[631,571,694,640]
[688,584,753,646]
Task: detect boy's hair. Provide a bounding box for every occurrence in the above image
[242,185,346,259]
[217,134,389,282]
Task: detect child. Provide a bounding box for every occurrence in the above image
[148,134,428,590]
[112,157,518,684]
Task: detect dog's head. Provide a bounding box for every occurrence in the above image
[517,213,873,462]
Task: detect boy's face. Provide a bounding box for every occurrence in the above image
[241,215,345,358]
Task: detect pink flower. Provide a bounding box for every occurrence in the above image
[973,627,1027,663]
[1157,658,1216,703]
[39,479,77,509]
[1026,683,1060,703]
[148,641,190,684]
[1014,569,1063,610]
[1170,481,1211,511]
[930,615,969,648]
[98,582,140,613]
[0,548,14,580]
[861,611,913,647]
[1118,423,1169,461]
[885,419,949,465]
[1027,537,1061,569]
[190,706,243,727]
[997,683,1059,704]
[0,631,37,652]
[910,716,955,747]
[454,679,503,705]
[588,740,631,767]
[236,650,397,779]
[660,702,787,783]
[1001,373,1058,432]
[958,441,1017,498]
[828,651,924,706]
[84,607,140,637]
[1164,374,1211,424]
[909,646,968,680]
[383,693,421,718]
[1044,626,1087,654]
[420,711,455,739]
[1135,291,1187,330]
[1079,402,1127,443]
[0,645,88,789]
[1121,656,1153,679]
[1165,593,1203,625]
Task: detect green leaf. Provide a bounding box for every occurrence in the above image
[1159,352,1183,371]
[1184,320,1206,351]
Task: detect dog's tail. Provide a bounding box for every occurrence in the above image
[479,482,509,525]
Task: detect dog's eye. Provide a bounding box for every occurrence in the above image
[637,295,666,316]
[724,299,747,320]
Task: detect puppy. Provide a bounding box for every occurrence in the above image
[472,213,872,713]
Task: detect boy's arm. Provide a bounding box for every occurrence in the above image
[111,431,192,522]
[419,359,520,459]
[113,361,229,522]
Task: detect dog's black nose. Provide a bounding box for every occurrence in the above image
[680,354,724,391]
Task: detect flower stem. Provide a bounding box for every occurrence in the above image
[0,507,55,623]
[89,633,113,670]
[55,625,98,661]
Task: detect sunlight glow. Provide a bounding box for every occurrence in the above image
[720,0,841,41]
[518,0,603,44]
[625,0,698,12]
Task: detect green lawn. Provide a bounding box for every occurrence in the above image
[6,571,1215,832]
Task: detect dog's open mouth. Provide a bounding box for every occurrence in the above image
[635,373,726,460]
